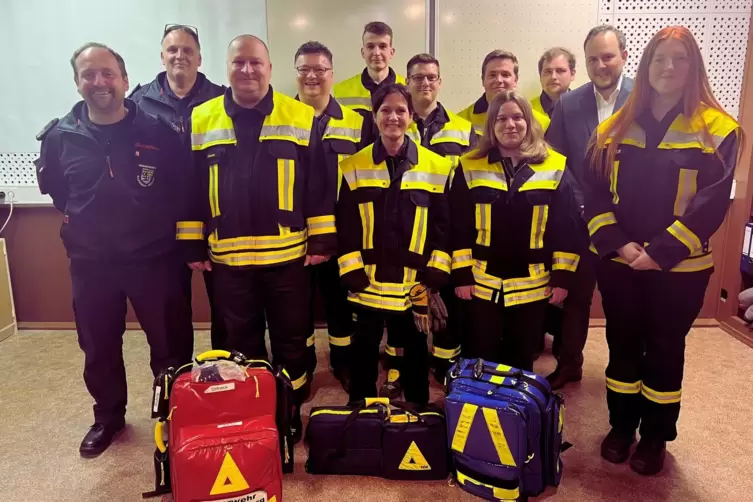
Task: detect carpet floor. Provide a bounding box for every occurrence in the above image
[1,327,752,502]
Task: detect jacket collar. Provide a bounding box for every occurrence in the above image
[472,94,489,115]
[68,98,139,130]
[361,67,398,93]
[294,95,343,120]
[372,135,418,165]
[224,85,274,118]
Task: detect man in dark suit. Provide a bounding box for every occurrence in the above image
[545,25,633,390]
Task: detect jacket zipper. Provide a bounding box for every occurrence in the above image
[106,155,114,178]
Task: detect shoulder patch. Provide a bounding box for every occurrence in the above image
[36,118,59,141]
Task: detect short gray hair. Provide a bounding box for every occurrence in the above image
[584,25,626,52]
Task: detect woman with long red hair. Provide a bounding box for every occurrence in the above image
[584,26,744,475]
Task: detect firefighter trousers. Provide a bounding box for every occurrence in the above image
[597,259,710,441]
[213,258,311,401]
[431,284,463,374]
[464,296,548,372]
[71,257,193,425]
[178,267,230,351]
[307,258,353,375]
[350,306,429,405]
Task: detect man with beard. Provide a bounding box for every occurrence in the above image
[333,21,406,144]
[532,47,577,119]
[129,24,228,353]
[293,41,365,390]
[544,25,633,390]
[35,43,196,457]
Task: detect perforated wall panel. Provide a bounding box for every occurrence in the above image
[601,0,751,118]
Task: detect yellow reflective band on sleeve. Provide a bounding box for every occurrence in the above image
[530,205,549,249]
[452,249,474,270]
[482,408,517,467]
[432,345,461,359]
[456,470,520,501]
[209,163,220,218]
[588,212,618,236]
[472,284,495,302]
[610,161,620,204]
[641,384,682,404]
[451,403,478,454]
[307,215,336,236]
[306,334,315,347]
[667,220,702,253]
[338,251,365,276]
[176,221,205,240]
[475,203,491,246]
[488,363,512,384]
[503,286,550,307]
[606,377,641,394]
[277,159,295,212]
[427,250,451,273]
[210,243,307,267]
[359,202,375,249]
[409,206,429,255]
[328,335,351,347]
[290,372,308,390]
[674,168,699,217]
[552,251,580,272]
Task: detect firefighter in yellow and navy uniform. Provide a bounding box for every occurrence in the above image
[583,102,740,465]
[459,95,551,137]
[336,88,452,405]
[451,142,580,371]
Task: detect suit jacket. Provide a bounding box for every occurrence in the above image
[545,77,634,207]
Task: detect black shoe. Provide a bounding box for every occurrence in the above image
[546,365,583,391]
[79,420,125,458]
[630,437,666,475]
[332,367,351,393]
[290,406,303,445]
[379,369,402,399]
[600,429,636,464]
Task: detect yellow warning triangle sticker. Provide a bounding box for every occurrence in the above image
[210,452,250,496]
[398,441,431,471]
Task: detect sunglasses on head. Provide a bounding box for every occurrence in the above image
[163,24,199,38]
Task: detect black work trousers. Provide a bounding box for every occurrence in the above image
[597,259,709,441]
[464,297,548,372]
[349,306,429,405]
[213,259,310,401]
[71,257,193,425]
[307,258,353,375]
[545,252,597,368]
[431,284,463,372]
[178,267,229,351]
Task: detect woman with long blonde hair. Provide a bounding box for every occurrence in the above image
[583,26,743,475]
[450,90,581,371]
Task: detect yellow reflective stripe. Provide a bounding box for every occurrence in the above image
[342,166,391,189]
[588,212,618,236]
[641,383,682,404]
[463,166,508,190]
[674,168,698,217]
[384,344,403,357]
[338,251,365,276]
[311,408,380,417]
[290,372,308,390]
[277,159,295,211]
[359,202,375,249]
[501,272,550,293]
[260,125,311,145]
[559,405,564,434]
[209,163,220,218]
[406,128,421,143]
[667,220,702,253]
[328,335,351,347]
[670,252,713,272]
[192,128,236,148]
[432,345,461,359]
[488,363,513,384]
[365,264,415,297]
[472,284,495,302]
[323,125,361,142]
[503,286,550,307]
[336,96,372,109]
[530,205,549,249]
[475,203,491,246]
[452,249,474,269]
[430,128,471,145]
[348,291,411,311]
[518,170,563,191]
[606,377,641,394]
[401,170,448,192]
[451,403,478,453]
[306,334,315,347]
[473,261,503,290]
[210,244,306,267]
[176,221,205,240]
[482,408,517,467]
[456,470,520,501]
[307,215,336,236]
[660,129,725,152]
[427,250,451,273]
[209,231,306,252]
[409,206,428,254]
[552,251,580,272]
[610,161,620,204]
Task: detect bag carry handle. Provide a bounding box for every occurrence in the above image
[194,349,248,365]
[330,399,391,458]
[472,359,550,395]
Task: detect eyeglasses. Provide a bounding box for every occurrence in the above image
[163,24,199,38]
[408,74,440,83]
[296,66,332,77]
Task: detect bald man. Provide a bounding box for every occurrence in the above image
[185,35,336,443]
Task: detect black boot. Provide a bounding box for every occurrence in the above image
[332,366,351,393]
[600,428,635,464]
[79,419,125,458]
[630,437,666,475]
[546,365,583,390]
[378,369,402,399]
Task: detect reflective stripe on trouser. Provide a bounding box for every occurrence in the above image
[596,258,709,441]
[213,259,311,403]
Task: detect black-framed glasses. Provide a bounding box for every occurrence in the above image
[408,74,440,83]
[295,66,332,77]
[163,24,199,38]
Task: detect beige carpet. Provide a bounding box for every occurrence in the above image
[1,327,753,502]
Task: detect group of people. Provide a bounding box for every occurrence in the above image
[35,19,743,480]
